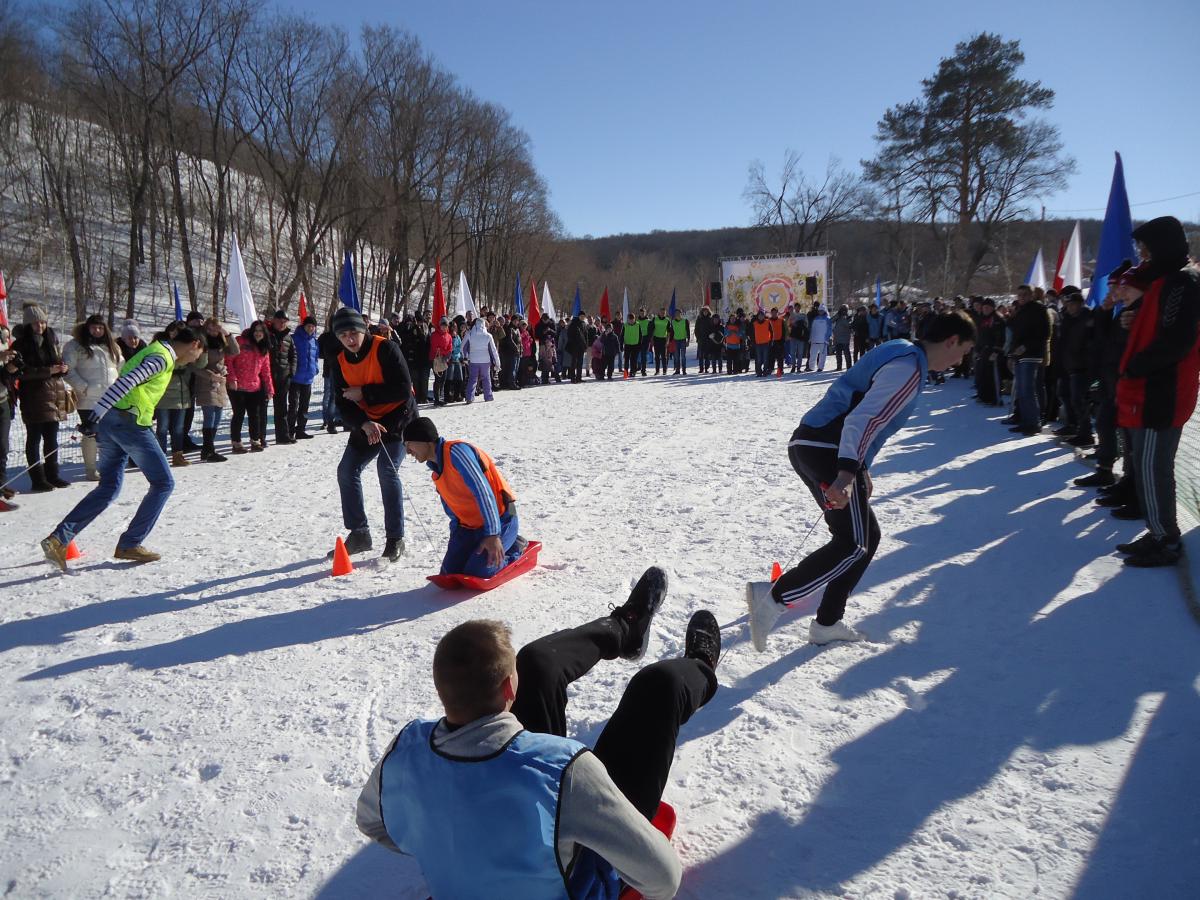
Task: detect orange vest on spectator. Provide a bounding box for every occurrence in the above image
[768,318,785,341]
[339,337,403,420]
[753,319,771,344]
[432,440,517,529]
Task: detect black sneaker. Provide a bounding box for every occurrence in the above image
[326,424,338,435]
[1052,426,1077,438]
[1124,538,1182,568]
[1074,469,1115,488]
[295,432,314,440]
[1110,504,1142,521]
[1116,532,1158,555]
[1067,434,1095,448]
[684,610,721,670]
[609,566,668,661]
[382,537,404,561]
[1010,425,1042,435]
[327,529,372,557]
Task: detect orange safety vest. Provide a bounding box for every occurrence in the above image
[724,322,742,347]
[753,319,772,344]
[768,318,785,341]
[432,439,517,529]
[338,336,404,420]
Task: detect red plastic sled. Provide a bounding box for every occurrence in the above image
[426,541,542,592]
[618,802,677,900]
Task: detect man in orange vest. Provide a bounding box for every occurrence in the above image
[403,416,524,578]
[331,307,417,561]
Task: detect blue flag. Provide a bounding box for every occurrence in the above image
[1086,152,1134,308]
[874,276,882,308]
[668,288,677,318]
[338,250,361,312]
[572,285,582,317]
[514,272,524,316]
[173,281,183,322]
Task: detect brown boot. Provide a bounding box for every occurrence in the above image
[250,440,264,453]
[231,441,248,455]
[114,545,161,564]
[171,451,190,468]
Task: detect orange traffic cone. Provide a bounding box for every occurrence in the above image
[623,370,629,379]
[331,536,354,577]
[776,363,783,378]
[770,561,782,582]
[65,539,83,561]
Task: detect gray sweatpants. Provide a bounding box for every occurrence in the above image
[1130,427,1182,541]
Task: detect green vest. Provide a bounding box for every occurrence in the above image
[652,316,670,339]
[638,318,650,338]
[671,318,688,340]
[623,322,642,346]
[115,342,175,426]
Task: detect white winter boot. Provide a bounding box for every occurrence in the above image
[808,620,864,645]
[746,581,785,652]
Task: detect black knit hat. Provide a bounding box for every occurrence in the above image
[331,307,367,335]
[402,416,439,444]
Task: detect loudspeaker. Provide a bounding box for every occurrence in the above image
[805,276,818,296]
[710,281,722,301]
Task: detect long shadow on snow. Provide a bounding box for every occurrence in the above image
[681,404,1200,895]
[20,583,456,680]
[0,557,319,654]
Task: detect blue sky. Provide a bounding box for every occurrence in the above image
[293,0,1199,237]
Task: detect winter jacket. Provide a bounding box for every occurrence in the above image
[463,321,501,366]
[601,331,621,359]
[194,332,239,408]
[63,339,121,410]
[119,338,147,362]
[867,311,884,340]
[332,333,418,439]
[12,326,69,424]
[809,312,832,346]
[155,350,208,410]
[268,326,296,382]
[1057,308,1094,374]
[1008,300,1051,362]
[520,329,533,357]
[539,336,557,368]
[832,314,852,345]
[227,336,274,396]
[694,312,713,346]
[789,314,809,341]
[318,330,343,378]
[566,318,588,354]
[974,314,1007,357]
[292,327,320,385]
[450,335,464,363]
[498,326,521,361]
[429,329,453,363]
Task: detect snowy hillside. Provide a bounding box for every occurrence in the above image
[2,373,1198,899]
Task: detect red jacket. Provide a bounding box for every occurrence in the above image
[1117,266,1200,428]
[429,329,452,362]
[227,336,274,396]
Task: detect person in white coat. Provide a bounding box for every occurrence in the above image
[63,315,122,480]
[462,317,501,403]
[807,305,832,372]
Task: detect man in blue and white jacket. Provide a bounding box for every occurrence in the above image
[747,311,976,649]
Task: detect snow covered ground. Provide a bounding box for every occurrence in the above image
[2,371,1199,899]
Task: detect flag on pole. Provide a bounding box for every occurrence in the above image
[599,287,611,321]
[432,258,447,325]
[514,272,524,317]
[528,282,542,331]
[668,288,677,318]
[1086,152,1135,308]
[0,268,8,329]
[572,285,582,317]
[874,276,882,308]
[1052,239,1068,292]
[541,282,556,320]
[298,291,309,323]
[1056,223,1083,291]
[457,271,478,318]
[173,281,184,322]
[338,250,361,312]
[622,287,630,322]
[1025,248,1048,291]
[226,233,257,331]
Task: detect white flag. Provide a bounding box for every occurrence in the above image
[1056,222,1083,291]
[541,282,556,320]
[456,271,477,317]
[622,287,630,322]
[1026,247,1048,291]
[226,233,257,331]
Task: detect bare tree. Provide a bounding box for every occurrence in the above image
[744,152,867,255]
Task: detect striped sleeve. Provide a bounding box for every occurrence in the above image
[448,443,502,535]
[837,356,921,473]
[92,354,170,419]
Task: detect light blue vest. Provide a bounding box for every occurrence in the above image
[380,720,622,900]
[799,339,928,469]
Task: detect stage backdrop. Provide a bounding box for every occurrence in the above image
[720,255,829,315]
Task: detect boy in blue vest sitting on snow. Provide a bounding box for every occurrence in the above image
[356,568,721,899]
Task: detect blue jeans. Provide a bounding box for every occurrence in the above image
[53,409,175,549]
[337,434,405,539]
[1015,359,1042,428]
[155,408,186,453]
[202,406,223,431]
[441,508,521,578]
[322,375,342,426]
[673,342,687,370]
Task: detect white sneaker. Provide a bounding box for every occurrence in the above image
[746,581,785,652]
[808,620,863,645]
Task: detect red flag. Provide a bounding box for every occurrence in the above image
[1052,239,1067,292]
[528,281,542,331]
[599,287,610,322]
[432,259,447,324]
[297,290,309,323]
[0,269,7,329]
[704,280,711,310]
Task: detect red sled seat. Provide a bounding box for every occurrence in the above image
[426,541,541,592]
